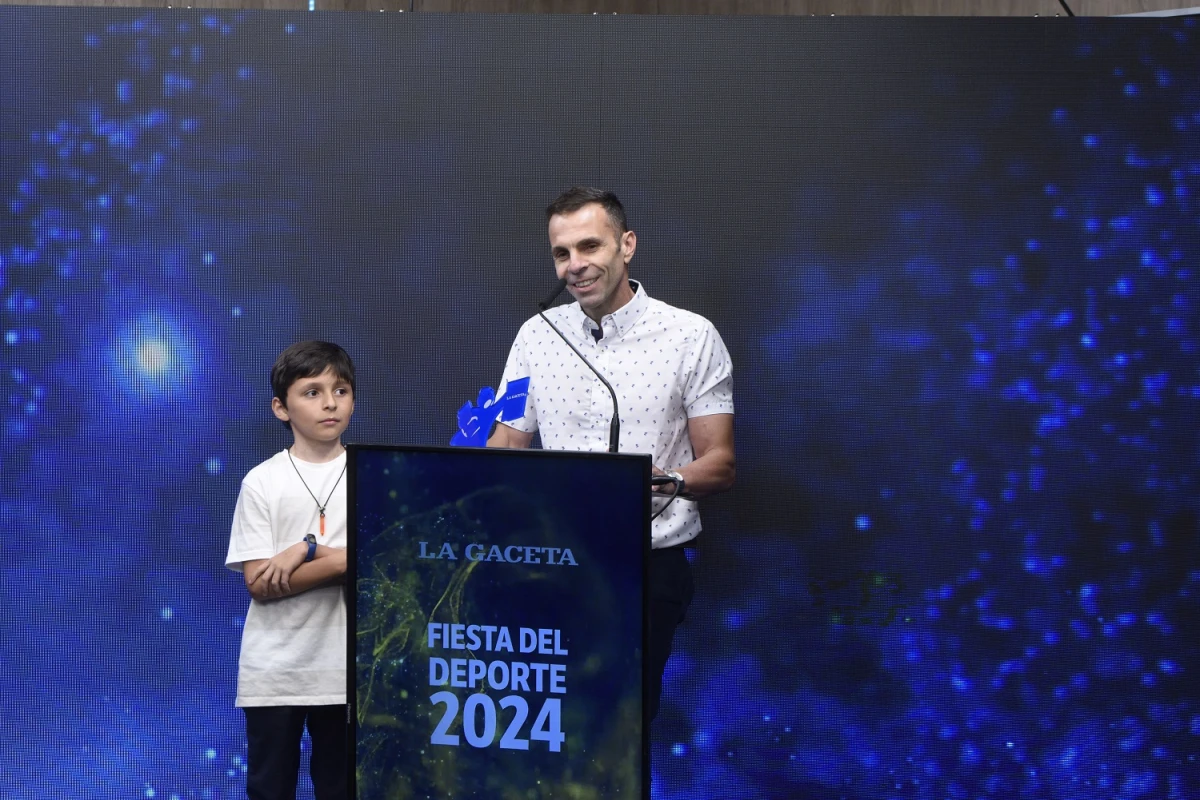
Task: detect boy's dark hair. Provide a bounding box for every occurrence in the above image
[546,186,628,236]
[270,340,356,406]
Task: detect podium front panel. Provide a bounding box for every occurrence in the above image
[348,444,650,799]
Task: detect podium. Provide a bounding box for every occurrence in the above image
[347,444,651,798]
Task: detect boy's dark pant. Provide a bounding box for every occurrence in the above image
[648,545,695,722]
[244,704,347,800]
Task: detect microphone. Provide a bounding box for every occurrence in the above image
[538,278,567,311]
[536,280,622,453]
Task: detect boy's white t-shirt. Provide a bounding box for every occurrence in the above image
[225,449,347,707]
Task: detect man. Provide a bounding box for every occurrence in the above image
[488,186,735,720]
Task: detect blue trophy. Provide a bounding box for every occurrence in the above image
[450,377,530,447]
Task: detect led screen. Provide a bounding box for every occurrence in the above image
[1,10,1196,800]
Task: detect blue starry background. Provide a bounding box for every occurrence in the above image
[0,10,1196,800]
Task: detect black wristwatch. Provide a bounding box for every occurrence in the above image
[303,534,317,563]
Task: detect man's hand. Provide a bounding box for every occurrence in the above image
[246,542,307,599]
[487,421,534,449]
[651,465,682,494]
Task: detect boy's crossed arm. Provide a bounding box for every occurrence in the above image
[244,543,347,601]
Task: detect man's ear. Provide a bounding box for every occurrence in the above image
[271,396,290,423]
[621,229,637,263]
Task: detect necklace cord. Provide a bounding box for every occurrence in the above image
[287,449,347,527]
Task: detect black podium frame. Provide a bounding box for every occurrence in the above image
[346,443,651,799]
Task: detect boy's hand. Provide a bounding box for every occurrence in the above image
[248,543,308,598]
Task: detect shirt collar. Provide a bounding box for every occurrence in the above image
[575,280,649,339]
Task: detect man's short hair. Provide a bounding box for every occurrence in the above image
[546,186,628,236]
[270,340,356,406]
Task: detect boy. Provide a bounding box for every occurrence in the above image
[225,340,355,800]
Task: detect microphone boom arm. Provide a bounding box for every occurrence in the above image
[537,308,622,454]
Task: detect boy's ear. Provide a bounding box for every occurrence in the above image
[271,397,290,423]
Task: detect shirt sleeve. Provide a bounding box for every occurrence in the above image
[683,322,735,418]
[225,473,277,572]
[497,325,539,434]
